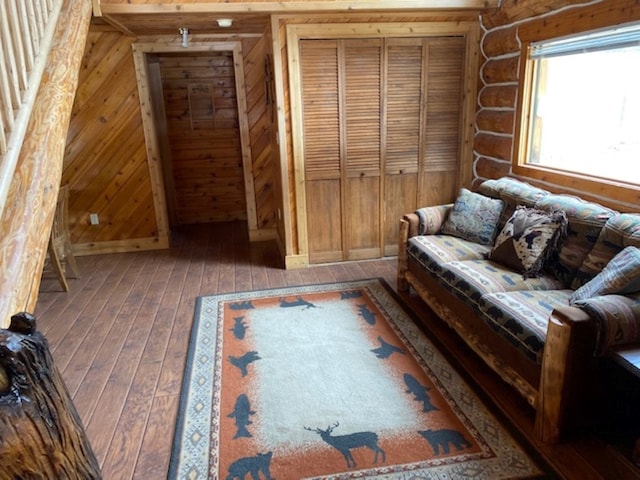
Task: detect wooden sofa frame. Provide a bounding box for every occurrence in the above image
[397,212,599,444]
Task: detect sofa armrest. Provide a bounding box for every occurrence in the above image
[415,204,453,235]
[397,204,453,291]
[536,306,598,443]
[572,295,640,354]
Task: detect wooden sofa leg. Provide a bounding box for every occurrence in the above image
[397,218,410,291]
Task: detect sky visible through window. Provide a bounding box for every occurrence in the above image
[528,45,640,185]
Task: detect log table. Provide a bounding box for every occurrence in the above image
[0,312,101,479]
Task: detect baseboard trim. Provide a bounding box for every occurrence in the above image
[73,236,169,256]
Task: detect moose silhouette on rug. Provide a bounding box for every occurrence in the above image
[226,451,273,480]
[279,295,318,309]
[304,422,386,468]
[370,336,405,359]
[418,428,473,455]
[228,351,261,377]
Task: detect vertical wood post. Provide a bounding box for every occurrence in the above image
[0,312,101,479]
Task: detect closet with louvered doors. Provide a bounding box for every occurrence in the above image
[299,36,466,264]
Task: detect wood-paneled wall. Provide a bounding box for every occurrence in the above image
[63,26,160,253]
[63,21,277,254]
[474,0,640,209]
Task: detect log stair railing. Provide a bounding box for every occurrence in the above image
[0,0,92,329]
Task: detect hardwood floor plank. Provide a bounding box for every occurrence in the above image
[50,253,150,374]
[54,255,149,396]
[30,221,638,480]
[101,361,163,479]
[83,254,181,465]
[134,394,179,479]
[73,252,176,428]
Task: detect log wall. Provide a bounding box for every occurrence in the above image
[474,0,640,209]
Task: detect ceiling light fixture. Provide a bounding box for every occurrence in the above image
[179,27,189,47]
[217,18,233,28]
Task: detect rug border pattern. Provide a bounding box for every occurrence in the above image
[168,279,547,480]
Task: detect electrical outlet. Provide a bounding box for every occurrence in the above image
[89,213,99,225]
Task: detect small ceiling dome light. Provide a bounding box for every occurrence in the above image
[217,18,233,28]
[179,27,189,47]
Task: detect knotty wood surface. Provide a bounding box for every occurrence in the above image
[34,222,638,479]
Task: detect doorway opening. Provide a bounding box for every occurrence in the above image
[132,40,257,242]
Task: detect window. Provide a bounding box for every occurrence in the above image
[516,23,640,192]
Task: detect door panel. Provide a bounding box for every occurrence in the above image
[306,180,343,264]
[159,52,246,225]
[299,36,466,264]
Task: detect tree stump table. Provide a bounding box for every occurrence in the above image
[0,312,101,479]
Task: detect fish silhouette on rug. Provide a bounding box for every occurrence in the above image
[418,428,472,455]
[230,317,248,340]
[370,336,405,359]
[404,373,438,412]
[228,394,256,438]
[357,304,376,325]
[229,351,261,377]
[226,452,273,480]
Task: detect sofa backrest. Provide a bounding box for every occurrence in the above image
[477,177,549,230]
[477,177,622,287]
[534,194,618,287]
[573,213,640,289]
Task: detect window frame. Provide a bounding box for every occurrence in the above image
[514,20,640,205]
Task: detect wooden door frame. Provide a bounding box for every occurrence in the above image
[285,21,481,267]
[132,37,258,239]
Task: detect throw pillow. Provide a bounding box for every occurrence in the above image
[440,188,504,246]
[489,206,567,278]
[570,246,640,303]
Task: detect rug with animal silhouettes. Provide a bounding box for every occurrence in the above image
[169,279,549,479]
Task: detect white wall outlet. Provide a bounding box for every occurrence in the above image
[89,213,99,225]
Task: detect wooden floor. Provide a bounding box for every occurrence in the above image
[34,222,638,480]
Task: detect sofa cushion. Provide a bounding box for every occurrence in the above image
[573,293,640,354]
[535,194,618,287]
[574,213,640,289]
[571,246,640,302]
[440,188,504,245]
[438,259,565,310]
[489,207,567,278]
[478,290,574,364]
[407,235,491,276]
[478,177,550,230]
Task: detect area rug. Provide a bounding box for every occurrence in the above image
[169,279,550,479]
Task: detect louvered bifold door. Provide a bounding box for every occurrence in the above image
[383,38,424,255]
[300,40,343,263]
[419,37,466,207]
[342,39,383,260]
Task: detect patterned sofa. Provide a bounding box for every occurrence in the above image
[397,177,640,443]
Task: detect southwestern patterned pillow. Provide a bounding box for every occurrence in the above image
[440,188,504,246]
[570,246,640,303]
[489,206,567,278]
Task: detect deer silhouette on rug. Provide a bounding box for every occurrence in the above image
[304,422,386,468]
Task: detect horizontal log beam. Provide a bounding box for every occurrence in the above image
[98,1,500,15]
